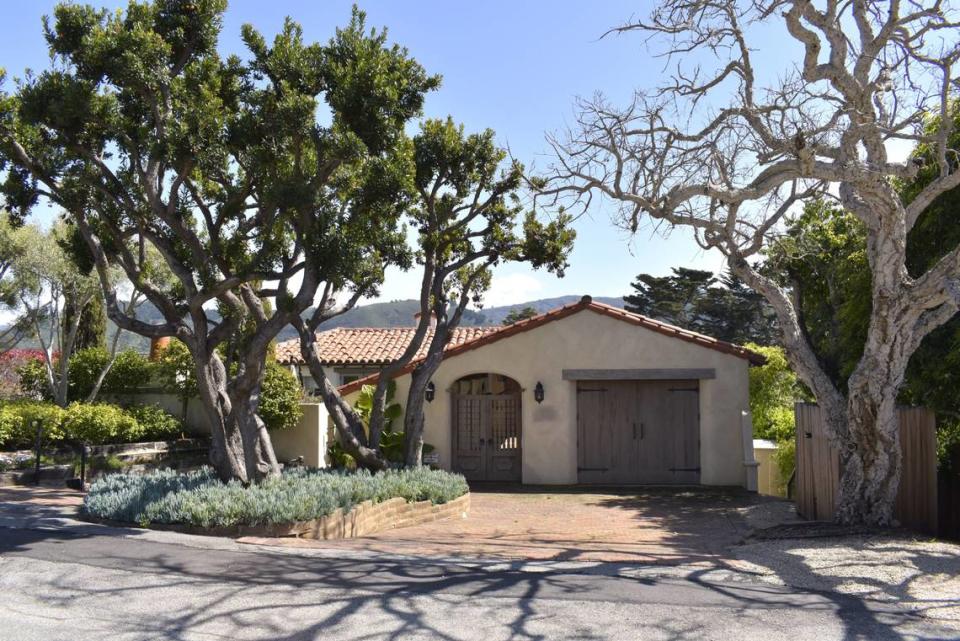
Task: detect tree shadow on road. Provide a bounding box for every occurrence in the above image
[593,488,960,641]
[3,515,954,641]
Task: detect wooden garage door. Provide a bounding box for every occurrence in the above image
[577,380,700,484]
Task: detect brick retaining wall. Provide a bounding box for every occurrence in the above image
[89,493,471,540]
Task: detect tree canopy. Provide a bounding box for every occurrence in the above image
[0,1,439,481]
[624,267,779,345]
[543,0,960,525]
[502,306,539,326]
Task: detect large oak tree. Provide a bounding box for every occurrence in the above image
[543,0,960,525]
[0,1,437,482]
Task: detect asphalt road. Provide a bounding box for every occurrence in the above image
[0,519,957,641]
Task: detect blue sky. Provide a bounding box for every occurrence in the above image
[1,1,743,308]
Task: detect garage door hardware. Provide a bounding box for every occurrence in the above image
[668,467,702,472]
[668,388,699,393]
[577,388,608,393]
[577,467,610,472]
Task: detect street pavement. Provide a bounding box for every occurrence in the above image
[0,493,956,640]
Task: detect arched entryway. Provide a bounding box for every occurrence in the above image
[450,373,522,482]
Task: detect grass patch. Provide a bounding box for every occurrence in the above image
[83,466,469,528]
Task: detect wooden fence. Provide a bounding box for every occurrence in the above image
[939,449,960,541]
[794,403,938,534]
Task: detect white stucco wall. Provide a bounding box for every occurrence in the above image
[269,402,329,468]
[296,365,380,394]
[347,308,752,487]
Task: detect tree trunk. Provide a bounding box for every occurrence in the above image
[230,387,280,481]
[295,325,387,470]
[193,351,280,483]
[832,306,912,525]
[403,349,444,467]
[727,253,910,526]
[194,358,247,482]
[403,365,431,467]
[835,391,902,525]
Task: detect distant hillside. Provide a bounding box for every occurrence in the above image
[471,296,625,325]
[5,295,627,351]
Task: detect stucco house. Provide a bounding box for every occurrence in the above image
[276,296,765,489]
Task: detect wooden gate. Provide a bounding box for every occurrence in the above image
[577,380,700,484]
[794,403,938,533]
[452,393,521,482]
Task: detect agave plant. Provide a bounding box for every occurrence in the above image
[350,381,434,465]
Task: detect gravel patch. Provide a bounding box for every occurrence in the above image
[734,497,801,531]
[731,535,960,621]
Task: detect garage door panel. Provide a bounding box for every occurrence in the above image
[577,383,611,482]
[607,382,632,484]
[578,379,700,485]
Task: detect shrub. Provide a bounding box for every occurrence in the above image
[0,348,47,399]
[85,454,127,474]
[68,347,153,400]
[938,420,960,470]
[62,402,141,444]
[345,380,433,464]
[154,339,196,402]
[0,400,66,447]
[0,414,10,446]
[84,466,469,528]
[260,362,302,431]
[0,400,185,447]
[126,404,182,441]
[773,439,796,495]
[746,343,807,442]
[15,358,51,400]
[66,348,110,401]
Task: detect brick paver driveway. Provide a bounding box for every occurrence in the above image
[250,486,792,564]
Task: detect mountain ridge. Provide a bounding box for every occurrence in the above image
[6,295,628,351]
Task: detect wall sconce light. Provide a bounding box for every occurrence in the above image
[534,381,545,404]
[425,381,436,403]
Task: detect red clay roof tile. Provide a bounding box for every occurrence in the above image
[274,326,499,366]
[334,296,766,395]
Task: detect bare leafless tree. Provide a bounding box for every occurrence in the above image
[541,0,960,525]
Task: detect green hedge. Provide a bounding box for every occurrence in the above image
[84,467,470,528]
[67,348,153,401]
[125,404,182,441]
[0,401,67,446]
[258,362,303,431]
[0,400,182,448]
[62,403,143,444]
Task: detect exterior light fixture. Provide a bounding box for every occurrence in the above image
[425,381,436,403]
[534,381,545,404]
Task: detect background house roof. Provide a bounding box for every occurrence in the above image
[275,326,499,366]
[335,296,767,395]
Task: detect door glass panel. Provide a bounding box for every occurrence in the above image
[490,398,519,450]
[456,398,483,452]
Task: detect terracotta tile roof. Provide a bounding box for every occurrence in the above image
[274,326,500,366]
[337,296,767,395]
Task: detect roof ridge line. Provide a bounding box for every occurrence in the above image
[335,296,765,395]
